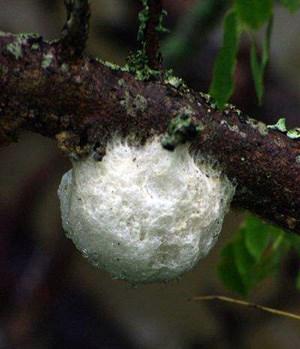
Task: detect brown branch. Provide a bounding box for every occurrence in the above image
[0,32,300,234]
[138,0,164,70]
[60,0,90,58]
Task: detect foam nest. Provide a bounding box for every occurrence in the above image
[58,137,235,283]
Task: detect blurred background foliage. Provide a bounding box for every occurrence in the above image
[1,1,300,348]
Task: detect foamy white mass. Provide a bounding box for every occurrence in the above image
[58,137,235,283]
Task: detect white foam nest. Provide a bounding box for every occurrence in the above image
[58,137,235,283]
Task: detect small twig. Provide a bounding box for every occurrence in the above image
[138,0,165,71]
[61,0,90,57]
[194,295,300,321]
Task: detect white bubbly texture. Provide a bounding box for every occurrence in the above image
[58,138,235,283]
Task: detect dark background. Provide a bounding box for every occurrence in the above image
[1,1,300,348]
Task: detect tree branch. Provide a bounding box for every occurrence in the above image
[60,0,90,58]
[137,0,165,71]
[0,32,300,235]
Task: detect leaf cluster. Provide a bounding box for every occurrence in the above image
[210,0,300,108]
[218,215,300,296]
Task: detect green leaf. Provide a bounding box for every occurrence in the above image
[250,18,273,104]
[209,10,240,109]
[280,0,300,12]
[284,233,300,254]
[218,215,289,296]
[243,217,270,261]
[296,270,300,290]
[234,235,255,276]
[284,234,300,289]
[218,244,248,296]
[234,0,273,29]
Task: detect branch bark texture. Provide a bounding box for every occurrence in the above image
[141,0,164,70]
[0,32,300,235]
[61,0,90,57]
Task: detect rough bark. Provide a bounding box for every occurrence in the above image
[0,32,300,235]
[61,0,90,58]
[141,0,164,70]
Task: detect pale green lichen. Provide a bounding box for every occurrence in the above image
[125,50,160,81]
[223,103,244,117]
[124,0,168,81]
[22,32,40,39]
[61,63,69,73]
[137,0,150,42]
[5,33,40,59]
[133,94,148,112]
[134,65,160,81]
[31,43,39,50]
[102,60,122,72]
[221,120,247,138]
[137,0,168,39]
[267,117,300,140]
[118,79,126,87]
[96,54,158,81]
[178,106,195,117]
[164,74,183,89]
[200,92,212,104]
[41,53,54,69]
[161,113,204,150]
[96,57,130,75]
[198,94,242,116]
[156,9,169,34]
[199,91,219,110]
[255,121,269,136]
[287,128,300,140]
[120,91,148,117]
[6,41,23,59]
[224,103,235,109]
[267,118,287,133]
[246,118,269,136]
